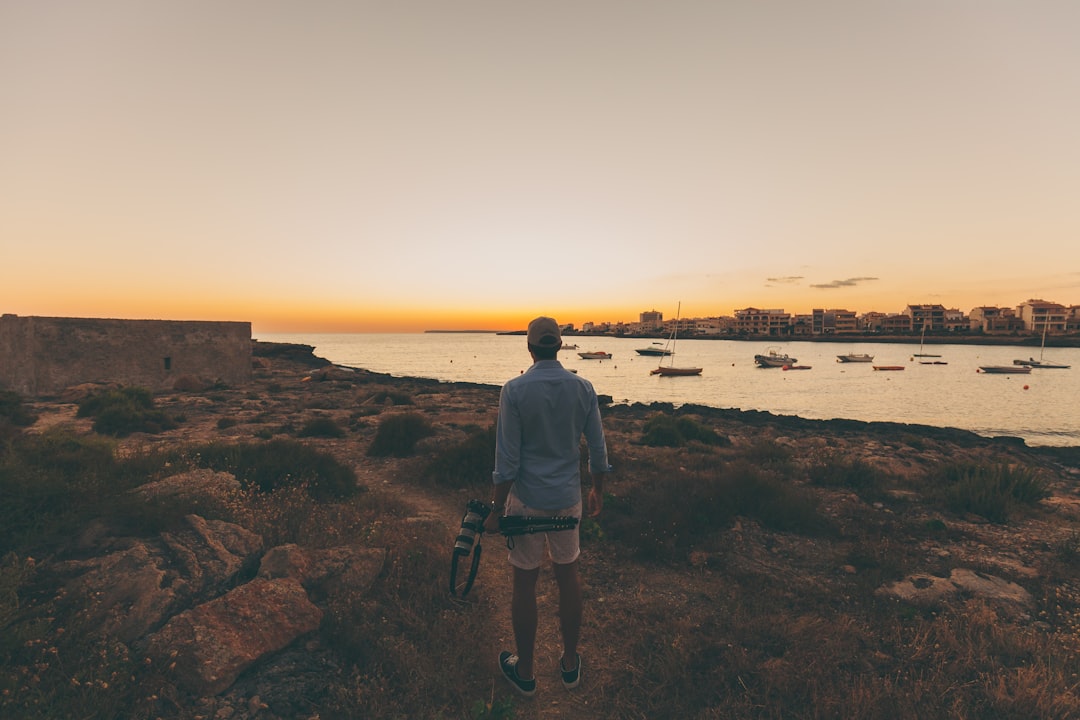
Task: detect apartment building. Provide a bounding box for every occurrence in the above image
[812,308,859,334]
[905,304,947,331]
[1017,299,1068,333]
[968,306,1024,334]
[734,308,792,336]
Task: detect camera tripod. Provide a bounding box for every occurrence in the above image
[449,501,579,597]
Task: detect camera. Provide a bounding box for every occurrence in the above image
[453,499,491,557]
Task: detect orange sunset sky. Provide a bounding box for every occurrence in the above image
[3,1,1079,334]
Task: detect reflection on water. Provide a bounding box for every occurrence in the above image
[259,333,1080,447]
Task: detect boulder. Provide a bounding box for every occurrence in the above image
[145,577,323,696]
[877,567,1033,608]
[133,469,240,502]
[59,515,263,642]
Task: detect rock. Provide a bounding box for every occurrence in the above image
[145,577,323,696]
[134,469,241,502]
[160,515,264,597]
[877,567,1033,608]
[59,515,263,643]
[61,541,179,643]
[258,543,385,598]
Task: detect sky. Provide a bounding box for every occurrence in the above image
[3,1,1079,334]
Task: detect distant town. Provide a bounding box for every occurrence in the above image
[555,298,1080,340]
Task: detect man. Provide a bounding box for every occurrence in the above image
[485,315,612,698]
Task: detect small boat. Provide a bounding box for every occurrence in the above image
[918,360,948,365]
[651,366,703,376]
[979,365,1032,374]
[782,365,812,370]
[1014,358,1070,369]
[578,351,612,360]
[1013,321,1071,369]
[837,353,874,363]
[873,365,905,371]
[755,347,796,368]
[636,342,673,357]
[650,302,702,376]
[561,343,579,350]
[913,324,942,358]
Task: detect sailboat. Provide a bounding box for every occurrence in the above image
[650,302,702,376]
[913,324,946,364]
[1013,316,1071,369]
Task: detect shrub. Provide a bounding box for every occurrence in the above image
[0,429,123,552]
[298,416,346,439]
[933,462,1049,523]
[604,458,830,563]
[421,425,495,487]
[641,414,728,448]
[367,413,434,458]
[195,439,358,500]
[807,451,888,501]
[76,387,178,437]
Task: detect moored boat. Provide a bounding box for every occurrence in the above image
[755,347,796,368]
[872,365,905,371]
[636,343,673,357]
[650,302,702,376]
[978,365,1032,374]
[1013,358,1070,369]
[837,353,874,363]
[651,366,703,376]
[578,351,612,360]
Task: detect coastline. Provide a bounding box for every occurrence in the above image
[493,330,1080,348]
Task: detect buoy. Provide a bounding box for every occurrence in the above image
[1023,385,1029,390]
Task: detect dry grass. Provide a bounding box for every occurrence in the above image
[3,369,1080,719]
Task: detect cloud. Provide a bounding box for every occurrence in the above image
[764,276,804,287]
[809,277,879,290]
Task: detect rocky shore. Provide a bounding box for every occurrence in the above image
[5,341,1080,719]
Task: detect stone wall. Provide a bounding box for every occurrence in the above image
[0,315,252,396]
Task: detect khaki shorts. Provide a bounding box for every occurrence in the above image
[504,493,583,570]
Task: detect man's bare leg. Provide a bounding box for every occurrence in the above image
[553,560,582,670]
[511,566,540,679]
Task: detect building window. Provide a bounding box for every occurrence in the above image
[164,357,172,371]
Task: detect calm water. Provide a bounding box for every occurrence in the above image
[259,333,1080,447]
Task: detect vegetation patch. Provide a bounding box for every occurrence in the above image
[76,387,179,437]
[192,439,358,501]
[367,412,434,457]
[421,425,495,488]
[931,462,1049,523]
[641,413,729,448]
[297,416,346,438]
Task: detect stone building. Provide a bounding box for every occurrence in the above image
[0,315,252,396]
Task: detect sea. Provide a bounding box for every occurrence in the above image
[258,333,1080,448]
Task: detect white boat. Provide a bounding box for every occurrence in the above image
[1013,321,1071,369]
[578,351,612,360]
[650,302,702,376]
[561,343,579,351]
[836,353,874,363]
[913,325,942,359]
[978,365,1032,374]
[755,347,796,368]
[636,342,673,357]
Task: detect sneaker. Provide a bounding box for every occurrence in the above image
[499,651,536,698]
[560,653,581,689]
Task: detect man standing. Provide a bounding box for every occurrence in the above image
[485,316,612,698]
